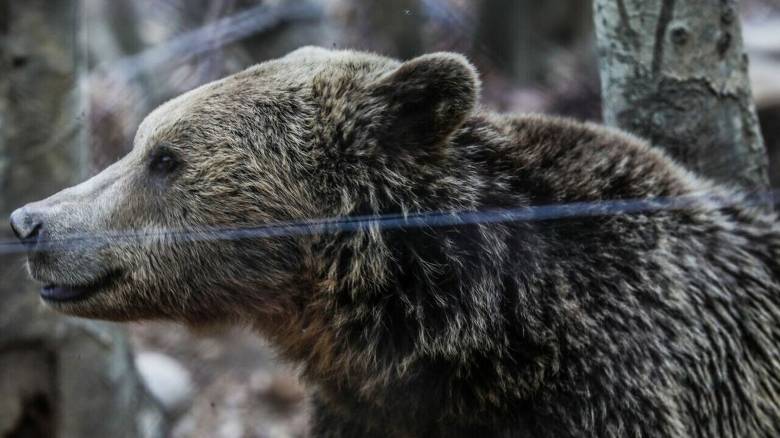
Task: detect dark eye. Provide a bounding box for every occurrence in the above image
[149,147,180,175]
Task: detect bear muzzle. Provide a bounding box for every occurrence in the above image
[10,201,123,304]
[39,269,124,303]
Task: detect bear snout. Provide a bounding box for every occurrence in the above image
[10,206,45,249]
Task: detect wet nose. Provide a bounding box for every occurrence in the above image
[10,207,43,246]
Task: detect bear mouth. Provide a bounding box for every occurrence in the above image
[41,269,123,303]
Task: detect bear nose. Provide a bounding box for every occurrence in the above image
[10,207,44,247]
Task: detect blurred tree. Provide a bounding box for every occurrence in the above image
[0,1,167,437]
[595,0,769,193]
[331,0,423,58]
[474,0,593,85]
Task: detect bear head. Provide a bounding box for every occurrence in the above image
[10,47,481,327]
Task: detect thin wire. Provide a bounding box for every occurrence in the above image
[2,190,775,257]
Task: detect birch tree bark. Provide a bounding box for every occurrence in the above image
[0,1,167,436]
[594,0,769,191]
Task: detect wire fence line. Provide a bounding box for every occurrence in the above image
[2,190,775,256]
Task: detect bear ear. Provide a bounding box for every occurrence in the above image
[366,52,480,153]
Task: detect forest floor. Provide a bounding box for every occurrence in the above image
[130,323,309,438]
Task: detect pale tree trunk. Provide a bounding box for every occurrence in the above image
[0,1,167,437]
[594,0,769,192]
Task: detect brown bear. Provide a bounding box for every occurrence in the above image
[10,47,780,437]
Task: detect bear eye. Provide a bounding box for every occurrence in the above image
[148,147,180,175]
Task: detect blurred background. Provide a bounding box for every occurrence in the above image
[2,0,780,437]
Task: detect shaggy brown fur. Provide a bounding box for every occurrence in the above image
[10,47,780,437]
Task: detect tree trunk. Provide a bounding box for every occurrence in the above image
[594,0,769,192]
[0,1,167,437]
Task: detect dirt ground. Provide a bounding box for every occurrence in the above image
[129,323,309,438]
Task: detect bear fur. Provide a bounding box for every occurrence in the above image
[12,47,780,437]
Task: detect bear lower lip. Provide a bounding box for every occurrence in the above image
[40,270,122,303]
[41,284,90,302]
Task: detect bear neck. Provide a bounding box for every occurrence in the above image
[261,115,564,412]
